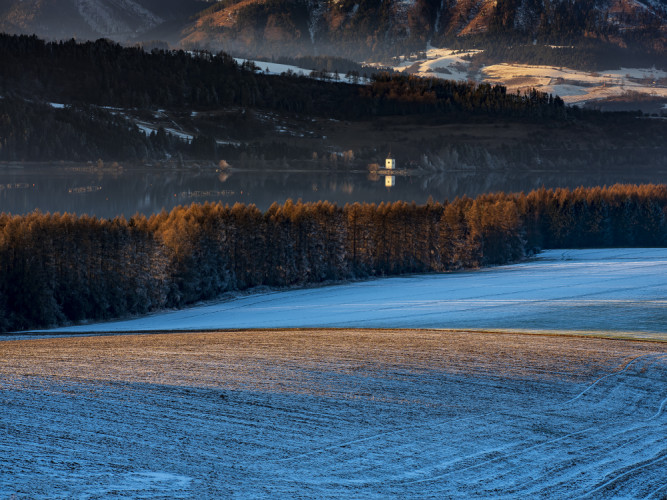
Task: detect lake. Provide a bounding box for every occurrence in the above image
[2,162,667,218]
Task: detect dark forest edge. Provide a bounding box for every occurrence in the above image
[2,184,666,332]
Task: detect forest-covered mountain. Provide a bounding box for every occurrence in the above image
[0,0,664,62]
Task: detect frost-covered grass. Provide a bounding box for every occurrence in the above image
[1,330,665,498]
[37,249,667,341]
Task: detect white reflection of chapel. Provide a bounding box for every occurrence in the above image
[385,153,396,188]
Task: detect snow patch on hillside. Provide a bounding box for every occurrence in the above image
[386,47,482,81]
[483,64,667,104]
[630,0,665,11]
[385,46,667,105]
[234,58,369,84]
[234,58,312,77]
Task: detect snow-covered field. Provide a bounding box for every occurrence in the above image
[233,58,372,84]
[234,58,314,77]
[483,64,667,106]
[38,248,667,341]
[389,48,482,81]
[2,249,666,498]
[386,46,667,106]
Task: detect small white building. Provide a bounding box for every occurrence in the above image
[385,154,395,170]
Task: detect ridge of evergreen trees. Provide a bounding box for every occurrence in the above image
[1,184,666,332]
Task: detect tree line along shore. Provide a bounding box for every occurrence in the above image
[1,184,666,332]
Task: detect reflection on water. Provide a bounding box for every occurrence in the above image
[68,185,102,194]
[1,162,667,218]
[0,183,32,190]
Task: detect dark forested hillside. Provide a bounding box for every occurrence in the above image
[0,97,245,161]
[0,33,665,167]
[0,34,567,120]
[2,184,666,332]
[0,98,155,161]
[0,33,606,162]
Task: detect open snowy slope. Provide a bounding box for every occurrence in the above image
[482,64,667,106]
[385,46,667,107]
[38,248,667,339]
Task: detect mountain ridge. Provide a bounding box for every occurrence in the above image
[0,0,664,62]
[182,0,666,57]
[0,0,210,42]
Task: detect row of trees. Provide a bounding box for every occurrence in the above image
[468,39,667,72]
[1,184,666,332]
[364,73,567,119]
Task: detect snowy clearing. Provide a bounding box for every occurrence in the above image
[233,58,371,84]
[36,248,667,341]
[482,64,667,105]
[383,46,667,106]
[388,48,481,81]
[135,122,157,136]
[234,58,313,77]
[1,330,665,498]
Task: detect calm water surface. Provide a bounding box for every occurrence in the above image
[2,163,667,218]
